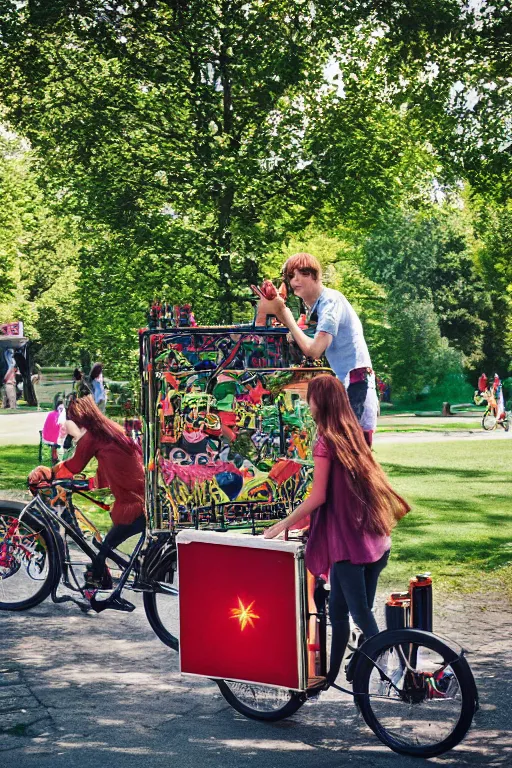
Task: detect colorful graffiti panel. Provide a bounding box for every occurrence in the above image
[140,328,331,531]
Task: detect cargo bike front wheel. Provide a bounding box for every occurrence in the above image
[216,679,305,721]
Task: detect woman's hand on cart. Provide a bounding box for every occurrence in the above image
[264,520,287,539]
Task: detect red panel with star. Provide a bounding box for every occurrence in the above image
[178,532,305,689]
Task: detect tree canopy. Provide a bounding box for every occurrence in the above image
[0,2,511,392]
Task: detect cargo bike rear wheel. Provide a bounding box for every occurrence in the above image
[142,533,180,652]
[352,628,478,758]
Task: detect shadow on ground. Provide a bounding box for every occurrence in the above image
[1,587,511,768]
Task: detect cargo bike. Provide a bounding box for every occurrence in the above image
[0,314,478,758]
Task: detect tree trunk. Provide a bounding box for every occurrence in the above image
[215,3,236,322]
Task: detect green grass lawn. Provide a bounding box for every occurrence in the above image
[374,440,512,597]
[0,444,40,488]
[376,421,483,433]
[1,440,512,596]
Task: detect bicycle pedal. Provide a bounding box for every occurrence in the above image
[89,592,136,614]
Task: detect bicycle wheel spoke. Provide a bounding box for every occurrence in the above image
[216,678,305,721]
[221,681,297,712]
[365,643,463,749]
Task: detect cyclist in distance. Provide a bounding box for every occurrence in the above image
[28,395,146,597]
[265,375,410,686]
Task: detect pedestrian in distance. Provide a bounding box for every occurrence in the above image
[1,348,17,409]
[41,396,67,446]
[90,362,107,413]
[73,367,93,398]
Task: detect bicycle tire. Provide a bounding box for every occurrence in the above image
[216,679,305,721]
[0,504,58,611]
[143,554,179,652]
[352,628,477,758]
[482,411,497,431]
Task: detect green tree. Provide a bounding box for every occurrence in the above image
[388,300,463,396]
[0,0,454,372]
[0,127,82,364]
[0,127,24,297]
[2,1,511,378]
[472,197,512,377]
[363,204,490,371]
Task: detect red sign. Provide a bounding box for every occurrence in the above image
[0,321,23,338]
[178,531,307,690]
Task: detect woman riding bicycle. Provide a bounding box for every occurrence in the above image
[28,395,146,595]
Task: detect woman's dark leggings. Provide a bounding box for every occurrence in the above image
[327,549,390,683]
[91,515,146,581]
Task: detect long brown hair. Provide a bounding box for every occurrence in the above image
[67,395,140,456]
[307,375,410,536]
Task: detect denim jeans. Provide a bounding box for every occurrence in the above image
[347,379,368,423]
[327,549,390,682]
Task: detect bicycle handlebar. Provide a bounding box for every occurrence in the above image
[29,478,91,493]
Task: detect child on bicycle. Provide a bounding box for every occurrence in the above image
[28,395,146,597]
[264,375,410,685]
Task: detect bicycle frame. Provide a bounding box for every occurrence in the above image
[16,491,146,609]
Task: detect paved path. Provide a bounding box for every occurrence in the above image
[1,586,510,767]
[2,411,511,448]
[374,429,512,445]
[0,412,47,446]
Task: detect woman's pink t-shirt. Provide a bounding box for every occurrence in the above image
[305,436,391,576]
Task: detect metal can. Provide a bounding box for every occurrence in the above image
[385,595,411,630]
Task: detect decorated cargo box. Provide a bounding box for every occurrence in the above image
[139,323,331,531]
[177,529,308,690]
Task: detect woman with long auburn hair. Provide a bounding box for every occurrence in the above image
[265,375,410,686]
[29,395,145,597]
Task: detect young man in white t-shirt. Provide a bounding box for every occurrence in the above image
[257,253,376,441]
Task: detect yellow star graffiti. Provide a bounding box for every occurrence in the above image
[230,597,260,631]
